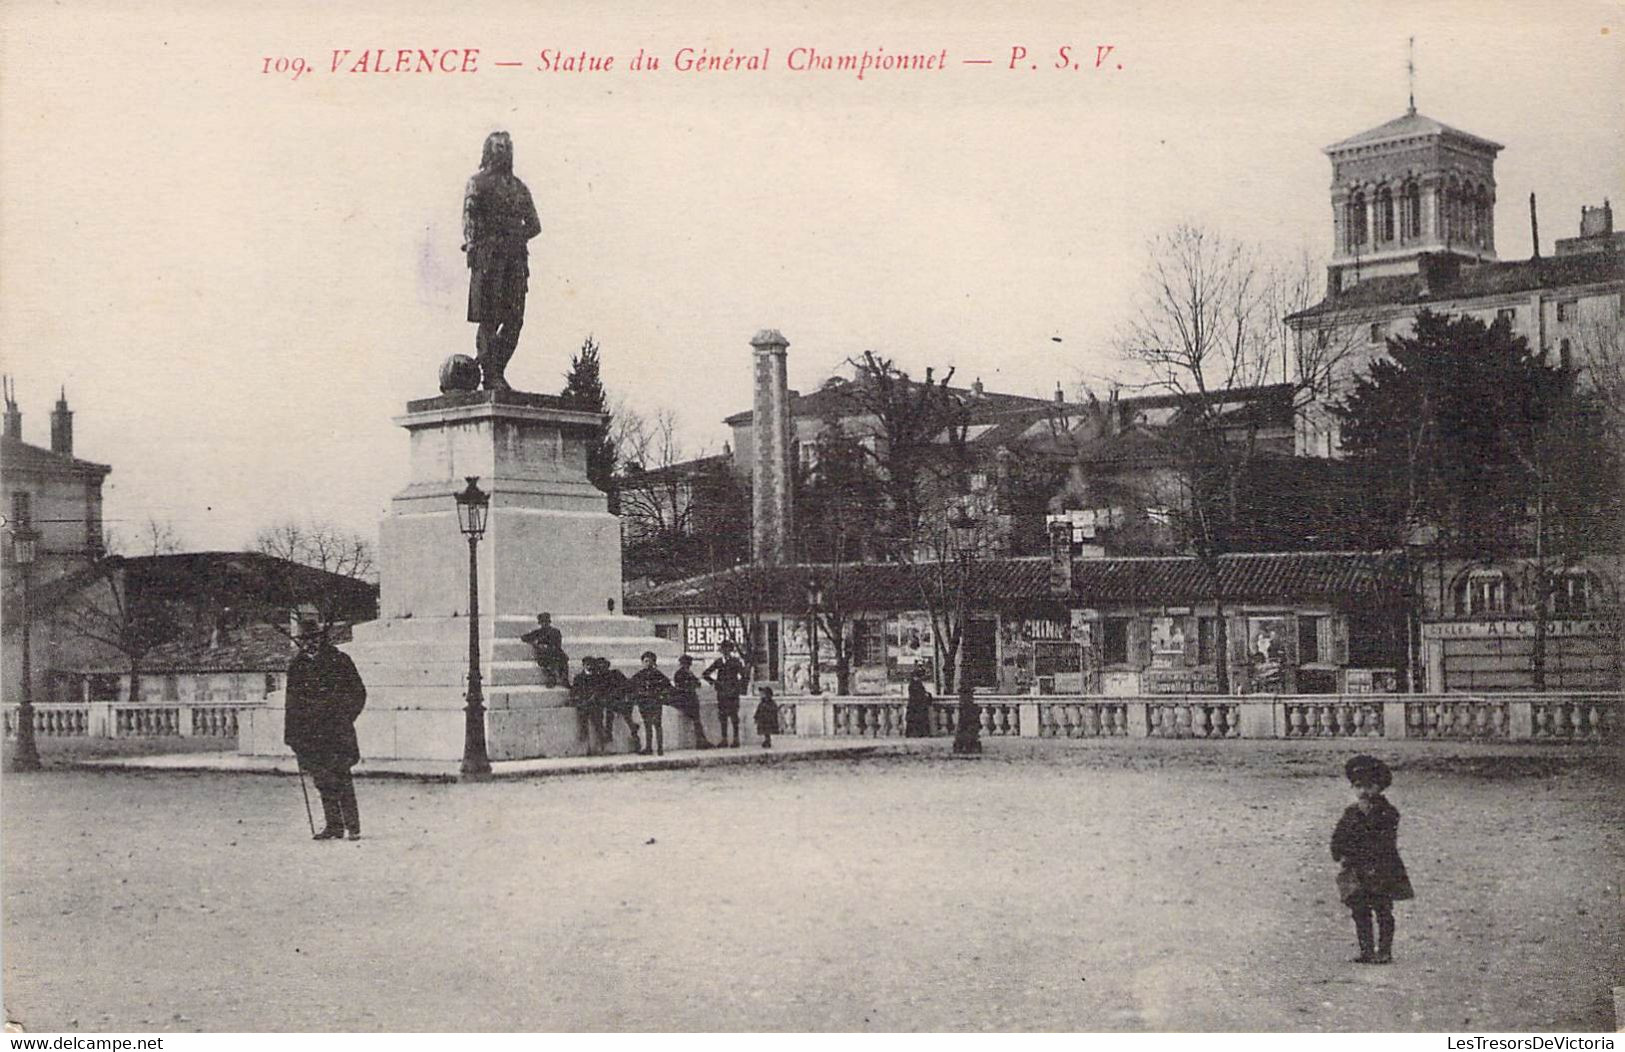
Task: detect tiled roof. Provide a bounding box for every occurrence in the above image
[0,435,112,477]
[25,552,379,623]
[614,453,731,487]
[1288,251,1624,321]
[625,551,1407,613]
[73,622,355,675]
[1326,111,1502,153]
[723,377,1073,427]
[1069,551,1405,604]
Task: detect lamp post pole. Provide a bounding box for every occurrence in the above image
[9,527,41,772]
[948,508,982,756]
[807,580,822,695]
[455,477,492,777]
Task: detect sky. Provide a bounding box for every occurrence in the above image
[2,0,1621,552]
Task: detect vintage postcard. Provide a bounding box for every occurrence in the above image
[2,0,1621,1037]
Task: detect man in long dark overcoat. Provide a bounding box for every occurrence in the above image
[462,130,541,391]
[284,621,368,841]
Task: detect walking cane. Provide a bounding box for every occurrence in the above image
[296,766,316,836]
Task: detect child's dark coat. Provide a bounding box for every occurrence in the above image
[1330,795,1415,904]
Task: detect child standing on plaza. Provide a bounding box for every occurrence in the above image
[599,657,640,754]
[629,650,671,756]
[1330,754,1414,964]
[753,686,779,749]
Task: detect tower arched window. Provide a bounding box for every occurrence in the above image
[1376,187,1395,243]
[1400,181,1421,240]
[1346,190,1367,251]
[1474,187,1492,249]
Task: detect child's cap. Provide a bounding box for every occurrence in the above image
[1344,754,1392,791]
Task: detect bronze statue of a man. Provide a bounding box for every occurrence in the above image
[462,131,541,391]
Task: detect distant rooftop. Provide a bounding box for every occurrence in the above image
[1325,110,1503,154]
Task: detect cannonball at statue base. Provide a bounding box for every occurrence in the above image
[240,383,681,761]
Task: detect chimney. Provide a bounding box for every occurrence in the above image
[749,329,794,565]
[1053,384,1064,404]
[50,387,73,457]
[2,377,19,440]
[971,378,985,398]
[1529,193,1540,260]
[1580,200,1613,238]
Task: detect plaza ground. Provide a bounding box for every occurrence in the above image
[3,739,1621,1032]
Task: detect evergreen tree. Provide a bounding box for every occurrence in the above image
[1331,310,1582,555]
[561,335,619,511]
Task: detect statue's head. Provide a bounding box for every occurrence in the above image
[480,131,514,174]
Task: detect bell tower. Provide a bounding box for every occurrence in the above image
[1324,109,1502,292]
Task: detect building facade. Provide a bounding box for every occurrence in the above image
[1413,552,1621,693]
[2,383,110,706]
[626,551,1410,698]
[1286,108,1625,456]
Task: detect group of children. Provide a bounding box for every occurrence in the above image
[568,649,779,756]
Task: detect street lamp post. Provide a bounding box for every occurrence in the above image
[948,506,982,756]
[454,477,492,777]
[806,578,824,695]
[8,527,41,772]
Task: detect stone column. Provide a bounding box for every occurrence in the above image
[750,329,794,565]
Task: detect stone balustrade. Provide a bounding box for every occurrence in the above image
[1284,699,1385,739]
[770,692,1621,743]
[6,693,1618,749]
[4,701,257,741]
[1038,701,1130,738]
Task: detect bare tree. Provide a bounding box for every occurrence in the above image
[55,560,179,704]
[252,520,376,583]
[1573,312,1625,442]
[1116,226,1356,690]
[248,519,378,635]
[616,405,697,541]
[103,516,186,557]
[840,350,973,555]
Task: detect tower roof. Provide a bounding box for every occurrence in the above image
[1325,111,1502,155]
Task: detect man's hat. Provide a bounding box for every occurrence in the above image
[678,654,694,665]
[1344,754,1392,791]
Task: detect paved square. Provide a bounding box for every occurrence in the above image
[3,741,1620,1031]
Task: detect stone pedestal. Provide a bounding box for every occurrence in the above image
[242,389,678,761]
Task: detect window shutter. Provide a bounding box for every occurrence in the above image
[1332,615,1350,665]
[1228,617,1250,666]
[1129,619,1151,669]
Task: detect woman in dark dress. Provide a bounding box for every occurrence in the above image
[904,666,934,737]
[1331,754,1414,964]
